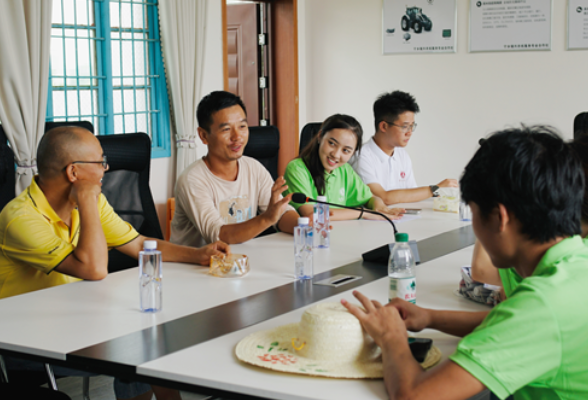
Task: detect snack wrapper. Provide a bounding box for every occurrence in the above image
[458,266,501,306]
[433,187,460,213]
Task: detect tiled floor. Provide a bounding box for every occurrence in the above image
[51,375,491,400]
[51,375,210,400]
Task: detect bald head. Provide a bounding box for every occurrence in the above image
[37,126,101,179]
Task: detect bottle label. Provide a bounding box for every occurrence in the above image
[294,226,313,279]
[389,277,416,304]
[317,206,324,224]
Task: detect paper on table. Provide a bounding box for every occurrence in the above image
[398,214,420,223]
[367,214,420,223]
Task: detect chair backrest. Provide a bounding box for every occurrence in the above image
[98,133,163,273]
[0,121,94,212]
[0,126,16,211]
[574,112,588,140]
[45,120,94,134]
[299,122,322,154]
[244,125,280,180]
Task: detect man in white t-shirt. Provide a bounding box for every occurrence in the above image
[171,91,299,247]
[350,91,457,205]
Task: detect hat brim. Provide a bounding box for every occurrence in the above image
[236,323,442,379]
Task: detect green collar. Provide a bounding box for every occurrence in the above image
[533,235,585,277]
[324,165,344,180]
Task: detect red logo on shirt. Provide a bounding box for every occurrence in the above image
[400,171,406,179]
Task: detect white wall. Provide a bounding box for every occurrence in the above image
[149,0,224,234]
[151,0,588,234]
[299,0,587,187]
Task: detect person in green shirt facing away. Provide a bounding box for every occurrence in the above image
[343,125,588,400]
[284,114,404,221]
[471,135,588,299]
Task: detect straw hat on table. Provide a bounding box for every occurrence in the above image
[236,302,441,379]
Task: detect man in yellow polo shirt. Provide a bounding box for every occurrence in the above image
[0,126,229,300]
[0,126,230,400]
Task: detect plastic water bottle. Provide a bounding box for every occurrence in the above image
[313,195,330,248]
[294,217,313,279]
[389,233,416,304]
[139,240,162,312]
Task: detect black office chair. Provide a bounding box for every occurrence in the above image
[45,120,94,134]
[244,125,280,181]
[0,383,72,400]
[243,126,281,237]
[0,354,72,399]
[574,112,588,140]
[299,122,322,155]
[98,132,163,273]
[0,121,95,212]
[0,126,16,211]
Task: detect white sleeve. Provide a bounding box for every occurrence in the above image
[175,173,226,244]
[350,150,378,185]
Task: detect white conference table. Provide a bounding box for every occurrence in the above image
[0,200,483,399]
[138,246,486,400]
[0,200,468,361]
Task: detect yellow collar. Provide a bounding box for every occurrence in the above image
[28,177,80,241]
[27,177,64,223]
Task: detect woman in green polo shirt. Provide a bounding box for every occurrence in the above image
[284,114,404,220]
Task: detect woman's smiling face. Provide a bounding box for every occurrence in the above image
[318,128,358,173]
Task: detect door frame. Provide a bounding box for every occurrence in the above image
[222,0,299,176]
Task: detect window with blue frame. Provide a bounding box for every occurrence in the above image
[47,0,171,158]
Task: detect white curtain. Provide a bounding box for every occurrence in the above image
[0,0,52,193]
[159,0,208,178]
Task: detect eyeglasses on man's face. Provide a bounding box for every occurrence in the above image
[385,121,417,133]
[64,155,109,170]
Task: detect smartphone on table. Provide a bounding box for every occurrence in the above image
[404,209,422,215]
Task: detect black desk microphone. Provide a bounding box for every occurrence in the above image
[291,192,420,265]
[291,192,398,234]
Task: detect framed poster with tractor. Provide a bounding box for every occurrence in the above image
[383,0,457,54]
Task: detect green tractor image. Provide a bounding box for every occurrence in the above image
[401,6,432,34]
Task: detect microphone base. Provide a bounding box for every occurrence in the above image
[361,240,421,265]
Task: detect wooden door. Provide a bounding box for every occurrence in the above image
[224,0,299,176]
[227,3,260,127]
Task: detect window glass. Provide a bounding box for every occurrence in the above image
[47,0,171,158]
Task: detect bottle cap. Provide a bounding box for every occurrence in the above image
[143,240,158,250]
[395,232,409,242]
[298,217,310,225]
[317,195,327,202]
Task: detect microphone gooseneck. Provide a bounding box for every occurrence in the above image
[292,192,398,234]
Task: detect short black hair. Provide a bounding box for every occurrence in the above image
[574,112,588,140]
[373,90,420,132]
[196,91,247,132]
[460,125,584,243]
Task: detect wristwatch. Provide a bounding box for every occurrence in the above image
[429,185,440,197]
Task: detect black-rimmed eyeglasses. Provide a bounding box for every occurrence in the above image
[65,155,108,170]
